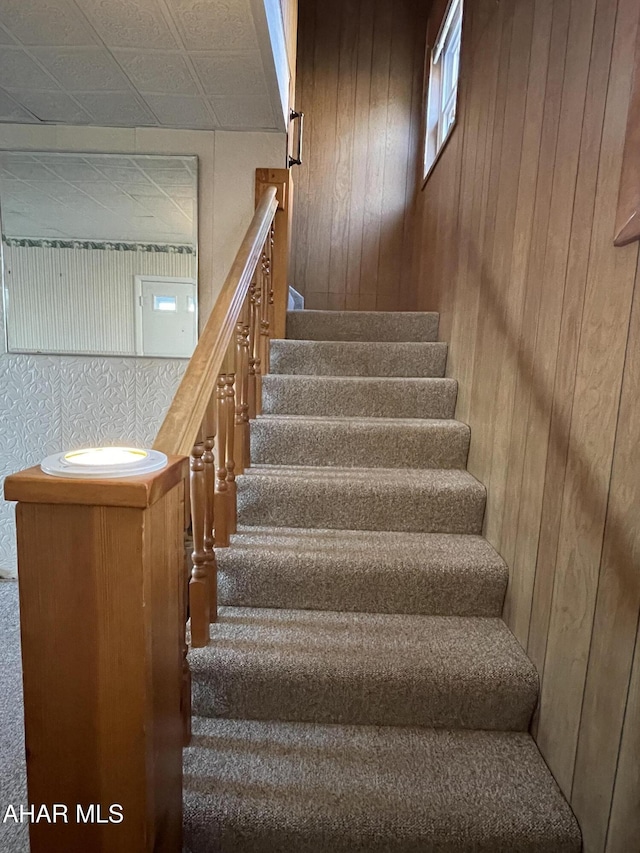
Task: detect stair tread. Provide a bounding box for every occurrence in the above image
[194,607,535,686]
[255,414,468,427]
[286,310,440,343]
[241,464,482,484]
[225,525,501,564]
[184,717,581,853]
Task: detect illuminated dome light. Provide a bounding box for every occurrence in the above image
[41,447,168,479]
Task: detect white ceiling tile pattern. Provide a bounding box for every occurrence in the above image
[0,151,197,243]
[0,0,283,130]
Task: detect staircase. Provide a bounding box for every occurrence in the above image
[183,310,581,852]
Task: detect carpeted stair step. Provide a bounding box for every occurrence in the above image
[262,374,457,418]
[286,309,439,342]
[190,608,538,730]
[270,339,448,377]
[183,717,582,853]
[250,415,469,469]
[217,527,507,616]
[237,465,485,533]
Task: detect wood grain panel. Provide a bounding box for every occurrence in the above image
[411,0,640,849]
[291,0,427,310]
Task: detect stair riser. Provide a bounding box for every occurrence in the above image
[237,475,485,534]
[262,376,457,418]
[218,551,506,616]
[286,310,439,342]
[192,663,536,731]
[250,419,469,469]
[270,340,448,377]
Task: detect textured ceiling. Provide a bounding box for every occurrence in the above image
[0,151,197,243]
[0,0,284,131]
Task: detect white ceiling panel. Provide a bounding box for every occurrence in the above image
[31,47,134,91]
[112,51,199,95]
[0,91,37,122]
[0,152,197,243]
[73,0,179,50]
[0,47,61,90]
[0,0,286,131]
[0,0,98,46]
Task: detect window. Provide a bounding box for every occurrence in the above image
[424,0,463,179]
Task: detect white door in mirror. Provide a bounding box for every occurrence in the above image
[134,275,197,358]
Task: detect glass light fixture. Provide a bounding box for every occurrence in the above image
[41,446,168,479]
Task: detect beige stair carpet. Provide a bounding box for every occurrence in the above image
[184,309,581,852]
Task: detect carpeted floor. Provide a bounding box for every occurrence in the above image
[0,580,29,852]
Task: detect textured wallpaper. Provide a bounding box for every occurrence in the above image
[0,352,187,576]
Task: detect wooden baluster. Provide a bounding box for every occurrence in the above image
[248,279,262,417]
[267,222,275,370]
[235,302,251,472]
[181,480,192,744]
[202,400,218,620]
[214,374,230,547]
[225,372,238,534]
[189,442,210,647]
[259,244,271,376]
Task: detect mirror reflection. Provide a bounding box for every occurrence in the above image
[0,151,198,358]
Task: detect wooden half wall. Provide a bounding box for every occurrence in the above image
[411,0,640,851]
[291,0,427,310]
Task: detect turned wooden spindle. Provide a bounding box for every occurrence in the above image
[181,504,192,745]
[235,307,251,472]
[225,373,238,534]
[214,374,230,547]
[202,406,218,620]
[189,442,210,648]
[259,245,271,375]
[248,280,261,418]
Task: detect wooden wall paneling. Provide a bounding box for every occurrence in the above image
[482,0,536,548]
[527,0,620,680]
[465,1,515,490]
[359,0,393,308]
[290,0,315,297]
[508,0,597,646]
[606,609,640,852]
[400,15,427,310]
[571,260,640,851]
[447,8,503,421]
[499,0,571,645]
[293,0,424,309]
[303,0,340,309]
[378,0,424,311]
[536,0,640,797]
[327,0,359,309]
[491,0,553,578]
[344,0,375,310]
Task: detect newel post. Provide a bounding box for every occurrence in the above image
[4,456,188,853]
[255,167,293,340]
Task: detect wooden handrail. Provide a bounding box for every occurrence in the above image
[154,186,278,457]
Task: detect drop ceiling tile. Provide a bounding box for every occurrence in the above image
[191,51,266,97]
[113,51,199,95]
[31,47,133,91]
[0,47,61,90]
[73,92,157,126]
[9,91,91,123]
[211,96,276,129]
[0,26,15,44]
[141,94,213,128]
[0,89,38,122]
[73,0,179,49]
[47,161,103,181]
[0,0,98,45]
[169,0,257,51]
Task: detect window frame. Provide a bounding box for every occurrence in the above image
[422,0,464,185]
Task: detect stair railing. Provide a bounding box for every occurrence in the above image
[153,184,279,650]
[4,168,292,853]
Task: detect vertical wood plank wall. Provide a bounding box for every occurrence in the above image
[411,1,640,851]
[291,0,427,310]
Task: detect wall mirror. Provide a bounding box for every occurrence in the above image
[0,151,198,359]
